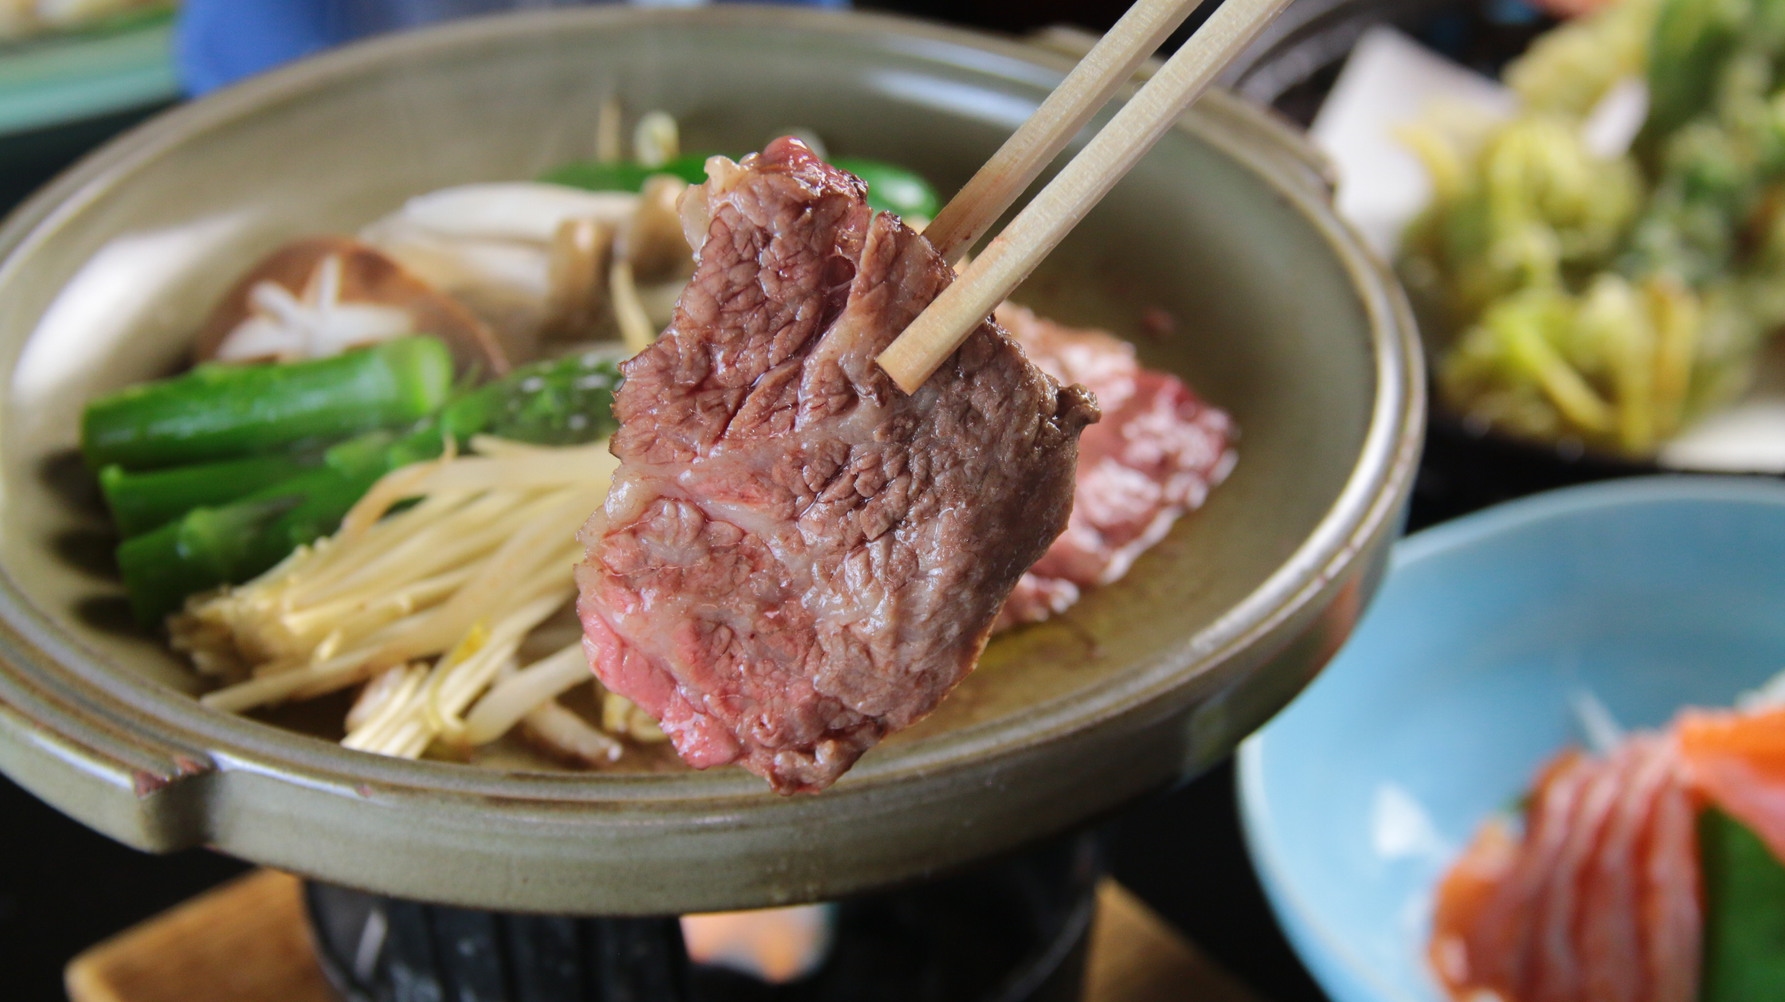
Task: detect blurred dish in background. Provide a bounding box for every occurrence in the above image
[0,0,170,41]
[175,0,848,96]
[1239,476,1785,1002]
[0,2,173,132]
[1311,0,1785,474]
[1219,0,1555,129]
[0,2,175,208]
[1427,682,1785,1002]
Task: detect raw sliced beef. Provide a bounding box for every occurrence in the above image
[993,305,1235,628]
[575,139,1097,793]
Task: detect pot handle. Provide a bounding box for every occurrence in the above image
[1021,25,1338,201]
[0,647,214,852]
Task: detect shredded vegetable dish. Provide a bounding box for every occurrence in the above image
[1400,0,1785,456]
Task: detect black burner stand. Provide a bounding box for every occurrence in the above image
[305,832,1101,1002]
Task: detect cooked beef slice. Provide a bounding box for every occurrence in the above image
[993,304,1234,629]
[575,138,1097,793]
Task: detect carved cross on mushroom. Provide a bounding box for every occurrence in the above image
[195,236,509,374]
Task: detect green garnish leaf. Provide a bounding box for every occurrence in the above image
[1700,806,1785,1001]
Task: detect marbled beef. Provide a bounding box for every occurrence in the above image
[993,305,1235,628]
[575,139,1097,793]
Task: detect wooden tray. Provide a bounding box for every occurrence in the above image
[66,871,1267,1002]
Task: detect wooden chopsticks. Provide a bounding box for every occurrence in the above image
[877,0,1296,394]
[920,0,1209,262]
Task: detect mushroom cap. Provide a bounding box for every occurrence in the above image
[195,235,509,374]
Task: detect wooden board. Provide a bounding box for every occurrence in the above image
[65,870,337,1002]
[66,871,1268,1002]
[1086,882,1270,1002]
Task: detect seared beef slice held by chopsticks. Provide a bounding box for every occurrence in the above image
[576,138,1098,793]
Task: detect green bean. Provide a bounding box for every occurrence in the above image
[112,348,626,625]
[538,155,712,192]
[542,151,943,221]
[832,157,943,220]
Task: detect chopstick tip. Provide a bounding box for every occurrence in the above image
[875,343,930,395]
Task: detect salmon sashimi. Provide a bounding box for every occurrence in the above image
[1643,762,1702,1002]
[1432,750,1589,999]
[1468,751,1595,995]
[1430,736,1702,1002]
[1578,738,1681,1002]
[1430,815,1519,993]
[1429,701,1785,1002]
[1527,746,1628,1002]
[1677,707,1785,864]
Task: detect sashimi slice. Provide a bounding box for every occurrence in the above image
[1642,757,1703,1002]
[1431,751,1591,998]
[1428,737,1703,1002]
[1575,739,1668,1002]
[1677,707,1785,864]
[1430,816,1519,994]
[1526,744,1630,1002]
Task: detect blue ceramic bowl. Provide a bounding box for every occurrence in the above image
[1237,476,1785,1002]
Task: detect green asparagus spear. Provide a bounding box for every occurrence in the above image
[115,348,626,625]
[458,346,624,443]
[99,453,325,538]
[116,461,388,625]
[81,336,454,472]
[117,498,295,625]
[384,346,626,466]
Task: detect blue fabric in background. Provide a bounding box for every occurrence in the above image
[176,0,848,95]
